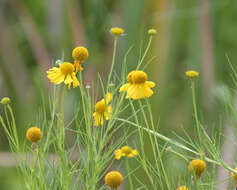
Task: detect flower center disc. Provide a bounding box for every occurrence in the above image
[72,47,88,61]
[127,71,136,83]
[132,71,147,84]
[121,146,132,154]
[95,100,106,114]
[60,62,74,75]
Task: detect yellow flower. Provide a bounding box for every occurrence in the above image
[72,46,89,72]
[105,171,123,189]
[93,93,112,127]
[186,70,199,78]
[115,145,138,160]
[176,186,188,190]
[26,127,42,143]
[1,97,11,105]
[120,70,155,99]
[148,28,157,35]
[188,159,206,178]
[46,62,79,89]
[110,27,124,36]
[231,168,237,183]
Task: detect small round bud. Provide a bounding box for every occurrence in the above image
[110,27,125,36]
[55,60,63,66]
[186,70,199,78]
[148,29,157,35]
[0,97,11,105]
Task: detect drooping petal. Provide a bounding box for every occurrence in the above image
[64,74,73,85]
[105,93,112,104]
[93,112,104,127]
[104,105,112,120]
[114,149,122,160]
[72,72,80,88]
[126,83,154,99]
[119,83,131,92]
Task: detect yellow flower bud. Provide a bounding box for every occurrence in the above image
[186,70,199,78]
[0,97,11,105]
[105,171,123,189]
[188,159,206,178]
[26,127,42,143]
[110,27,124,36]
[148,28,157,35]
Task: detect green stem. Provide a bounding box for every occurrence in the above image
[7,105,19,151]
[125,158,134,190]
[107,36,118,91]
[61,86,66,151]
[44,85,57,152]
[136,36,153,70]
[191,80,202,149]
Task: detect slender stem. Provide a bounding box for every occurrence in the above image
[61,86,66,151]
[7,105,19,150]
[44,85,57,152]
[125,158,134,190]
[191,80,202,149]
[136,36,153,70]
[107,36,118,91]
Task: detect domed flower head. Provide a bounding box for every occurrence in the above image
[105,171,123,189]
[72,46,89,72]
[46,62,79,89]
[148,28,157,35]
[186,70,199,78]
[120,70,155,100]
[26,127,42,143]
[188,159,206,178]
[93,93,112,127]
[114,145,138,160]
[1,97,11,105]
[110,27,124,36]
[176,186,188,190]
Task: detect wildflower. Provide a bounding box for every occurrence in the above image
[105,171,123,189]
[46,62,79,89]
[231,168,237,185]
[93,93,112,126]
[115,145,138,160]
[26,127,42,143]
[176,186,188,190]
[110,27,124,36]
[72,46,88,72]
[120,70,155,99]
[185,70,199,78]
[0,97,11,105]
[148,29,157,35]
[188,159,206,178]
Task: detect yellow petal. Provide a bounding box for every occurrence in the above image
[64,74,73,85]
[54,73,65,84]
[132,149,138,156]
[114,149,122,160]
[146,81,155,88]
[126,84,154,99]
[104,105,112,120]
[93,112,104,127]
[105,93,112,104]
[119,83,130,92]
[72,72,80,88]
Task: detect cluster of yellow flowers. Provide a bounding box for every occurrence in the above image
[47,46,88,89]
[8,25,237,190]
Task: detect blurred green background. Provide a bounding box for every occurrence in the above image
[0,0,237,189]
